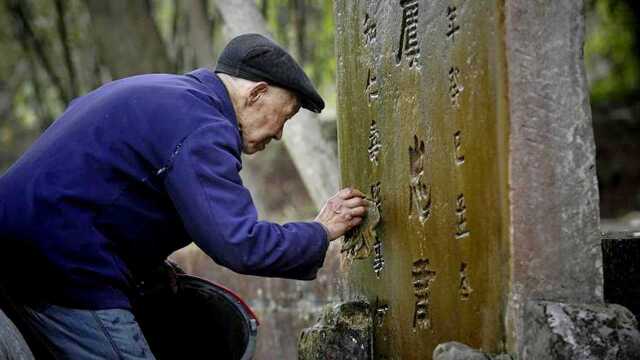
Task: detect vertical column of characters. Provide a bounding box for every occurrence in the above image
[446,3,473,301]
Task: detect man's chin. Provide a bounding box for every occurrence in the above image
[242,144,264,155]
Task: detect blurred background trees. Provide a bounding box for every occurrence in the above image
[0,0,638,358]
[1,0,637,220]
[1,0,340,219]
[585,0,640,224]
[0,1,339,358]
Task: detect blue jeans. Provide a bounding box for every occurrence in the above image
[22,304,156,360]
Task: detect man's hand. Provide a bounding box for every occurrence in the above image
[315,187,369,241]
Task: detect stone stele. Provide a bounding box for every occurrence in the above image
[332,0,602,358]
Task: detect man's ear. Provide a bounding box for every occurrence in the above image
[247,82,269,105]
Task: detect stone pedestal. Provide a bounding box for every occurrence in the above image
[522,301,640,359]
[298,301,371,360]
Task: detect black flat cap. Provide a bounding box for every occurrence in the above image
[215,33,325,113]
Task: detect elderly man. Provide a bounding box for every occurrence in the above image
[0,34,367,359]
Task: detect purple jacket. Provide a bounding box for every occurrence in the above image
[0,69,328,309]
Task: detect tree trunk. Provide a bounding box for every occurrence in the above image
[54,0,79,99]
[84,0,173,79]
[214,0,339,210]
[180,0,215,67]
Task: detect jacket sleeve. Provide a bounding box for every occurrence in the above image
[164,120,329,280]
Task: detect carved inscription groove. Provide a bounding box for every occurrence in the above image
[459,262,473,300]
[373,241,384,277]
[342,183,382,266]
[371,182,385,277]
[363,12,377,46]
[371,182,382,217]
[455,193,470,239]
[454,130,464,165]
[365,68,380,103]
[409,135,431,224]
[448,67,463,107]
[446,6,460,40]
[368,120,381,165]
[412,258,436,329]
[374,297,390,328]
[397,0,420,68]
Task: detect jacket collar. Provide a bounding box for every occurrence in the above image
[186,68,238,127]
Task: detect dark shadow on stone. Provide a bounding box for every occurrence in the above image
[602,231,640,322]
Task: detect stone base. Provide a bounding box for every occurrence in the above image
[299,300,640,359]
[523,301,640,359]
[433,342,512,360]
[298,301,371,360]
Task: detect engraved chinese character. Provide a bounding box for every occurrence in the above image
[409,135,431,224]
[374,297,390,328]
[396,0,420,68]
[455,193,470,239]
[448,67,463,107]
[341,183,381,260]
[459,262,473,300]
[365,68,380,103]
[373,240,384,277]
[371,181,381,210]
[371,182,384,277]
[446,6,460,40]
[454,130,464,165]
[363,12,377,46]
[412,258,436,329]
[368,120,381,165]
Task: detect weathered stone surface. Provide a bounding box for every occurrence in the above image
[433,342,515,360]
[335,0,510,356]
[334,0,602,359]
[342,199,381,259]
[505,0,602,351]
[602,232,640,320]
[433,342,491,360]
[522,301,640,359]
[0,308,34,360]
[298,301,371,360]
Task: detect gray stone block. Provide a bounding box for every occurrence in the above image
[433,342,491,360]
[523,301,640,359]
[298,301,371,360]
[433,342,514,360]
[0,308,34,360]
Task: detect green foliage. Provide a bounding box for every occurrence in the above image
[258,0,336,107]
[585,0,640,103]
[2,0,636,169]
[0,0,338,172]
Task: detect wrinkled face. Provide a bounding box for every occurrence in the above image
[239,84,300,154]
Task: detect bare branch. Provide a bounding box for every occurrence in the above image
[5,0,70,104]
[54,0,79,98]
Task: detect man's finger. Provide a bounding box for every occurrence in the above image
[337,187,353,199]
[339,187,365,199]
[349,217,363,227]
[350,206,367,217]
[343,197,369,209]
